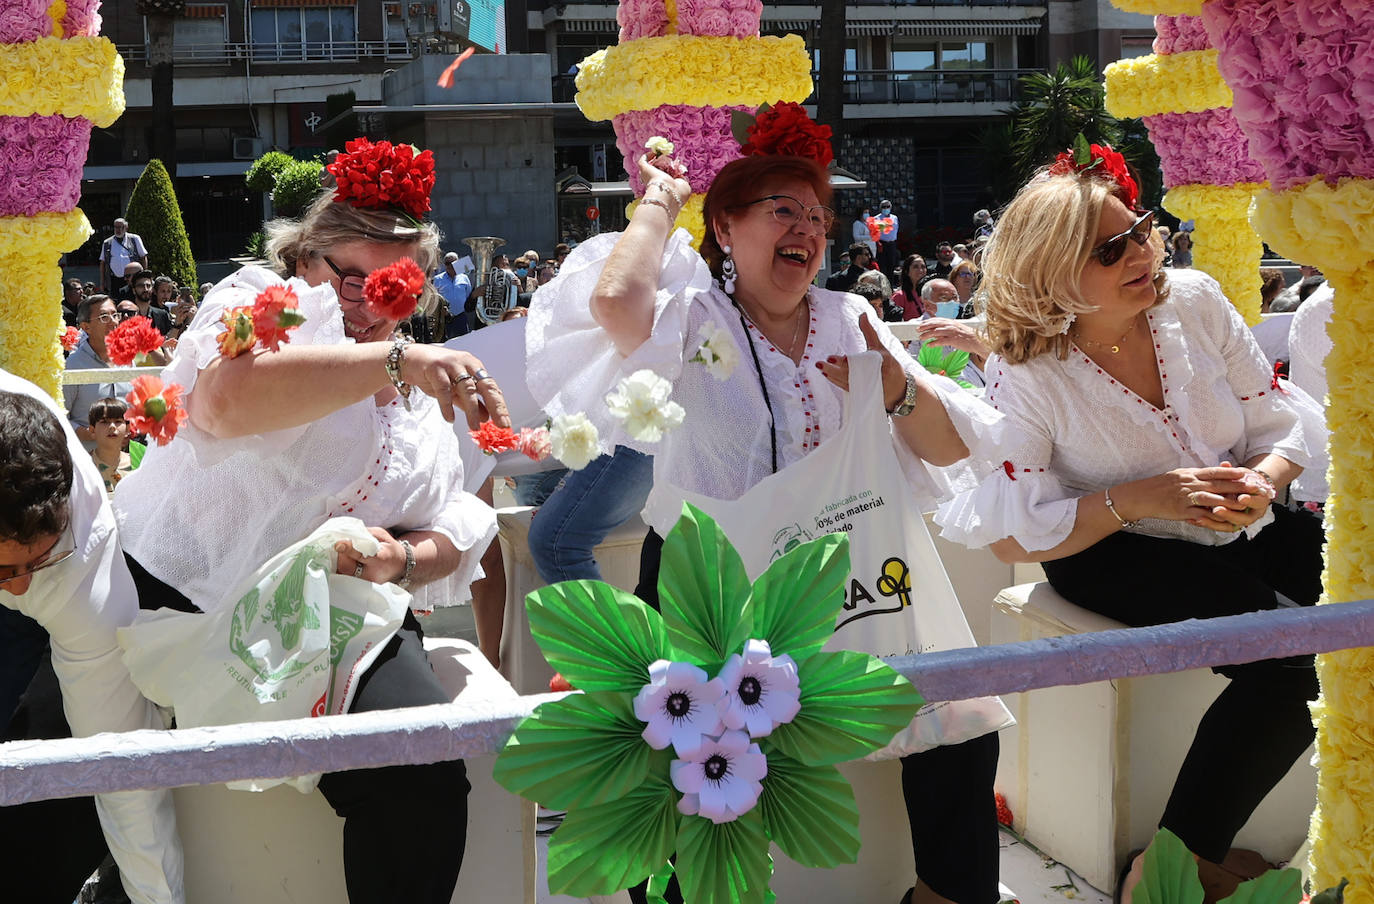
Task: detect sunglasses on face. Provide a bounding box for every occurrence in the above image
[1090,211,1155,267]
[745,195,836,233]
[0,524,76,587]
[320,254,367,303]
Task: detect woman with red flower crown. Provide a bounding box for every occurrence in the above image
[935,147,1327,902]
[113,137,510,904]
[526,104,1009,904]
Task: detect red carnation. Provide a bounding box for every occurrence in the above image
[1048,142,1139,210]
[470,421,521,455]
[995,793,1013,827]
[125,376,187,447]
[105,315,165,366]
[740,102,834,167]
[60,326,80,352]
[362,257,426,322]
[326,137,437,221]
[251,284,307,352]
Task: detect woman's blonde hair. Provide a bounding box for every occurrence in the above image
[264,191,444,315]
[978,173,1167,365]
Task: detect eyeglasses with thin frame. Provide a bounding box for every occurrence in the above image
[0,524,76,587]
[1090,210,1155,268]
[744,195,836,233]
[320,254,367,303]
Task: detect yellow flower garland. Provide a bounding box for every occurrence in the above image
[1250,177,1374,274]
[1160,183,1266,325]
[629,193,706,248]
[575,34,812,121]
[1103,51,1233,120]
[48,0,68,38]
[1108,0,1201,14]
[0,36,125,126]
[0,210,93,400]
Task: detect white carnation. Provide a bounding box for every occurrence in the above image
[692,321,740,381]
[548,412,601,470]
[604,369,687,443]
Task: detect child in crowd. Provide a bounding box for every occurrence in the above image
[87,397,133,494]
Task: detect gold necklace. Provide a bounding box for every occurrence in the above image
[1074,316,1139,355]
[742,297,809,359]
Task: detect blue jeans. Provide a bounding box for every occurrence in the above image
[527,446,654,583]
[511,467,568,508]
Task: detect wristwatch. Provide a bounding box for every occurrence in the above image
[887,371,919,417]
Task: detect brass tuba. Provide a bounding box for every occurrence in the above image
[463,236,511,326]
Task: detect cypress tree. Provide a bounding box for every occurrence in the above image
[125,159,197,288]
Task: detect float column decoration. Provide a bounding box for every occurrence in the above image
[572,0,813,246]
[1103,1,1267,325]
[0,0,125,398]
[1195,1,1374,896]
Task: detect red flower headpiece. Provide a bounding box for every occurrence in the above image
[734,102,834,168]
[326,138,437,222]
[1047,134,1140,211]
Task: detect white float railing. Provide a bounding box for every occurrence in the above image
[60,366,163,385]
[2,599,1371,806]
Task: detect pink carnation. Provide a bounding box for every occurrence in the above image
[0,115,89,218]
[676,0,761,38]
[617,0,670,40]
[1143,109,1267,189]
[614,105,747,195]
[515,426,552,461]
[61,0,102,36]
[1153,15,1210,55]
[0,0,53,43]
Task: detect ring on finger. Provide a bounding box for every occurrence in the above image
[353,563,365,578]
[1188,492,1204,506]
[473,368,492,382]
[456,373,476,383]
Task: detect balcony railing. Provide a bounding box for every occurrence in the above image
[116,39,414,65]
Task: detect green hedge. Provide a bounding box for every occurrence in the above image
[271,160,327,218]
[244,150,297,194]
[126,159,197,288]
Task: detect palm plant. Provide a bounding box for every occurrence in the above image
[1007,56,1121,184]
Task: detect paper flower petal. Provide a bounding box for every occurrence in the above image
[633,659,725,757]
[670,730,766,823]
[757,752,860,868]
[767,649,925,766]
[675,807,772,904]
[493,692,655,810]
[526,580,671,693]
[747,532,849,663]
[1136,827,1207,904]
[717,639,800,737]
[658,503,754,673]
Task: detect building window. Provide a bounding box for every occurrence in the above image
[252,5,358,61]
[891,38,994,72]
[173,4,227,61]
[1120,36,1154,60]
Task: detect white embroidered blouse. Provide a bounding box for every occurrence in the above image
[525,229,1005,536]
[114,266,497,616]
[934,268,1324,551]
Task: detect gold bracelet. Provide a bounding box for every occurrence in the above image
[639,196,678,218]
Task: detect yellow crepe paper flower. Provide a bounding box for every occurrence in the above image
[1108,0,1201,14]
[576,34,812,122]
[1104,50,1232,119]
[1251,178,1374,274]
[630,194,706,248]
[0,37,125,126]
[1160,183,1266,325]
[48,0,67,38]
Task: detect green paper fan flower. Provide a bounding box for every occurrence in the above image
[916,342,974,390]
[493,503,924,904]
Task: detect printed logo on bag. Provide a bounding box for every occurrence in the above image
[226,548,327,695]
[768,523,814,561]
[329,607,365,666]
[838,555,910,629]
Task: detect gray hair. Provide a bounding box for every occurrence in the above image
[920,278,955,302]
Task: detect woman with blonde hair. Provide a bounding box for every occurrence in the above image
[937,147,1325,902]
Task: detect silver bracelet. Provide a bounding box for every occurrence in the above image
[648,181,684,208]
[1250,467,1278,499]
[398,539,416,589]
[639,196,678,219]
[1103,487,1140,530]
[384,335,413,412]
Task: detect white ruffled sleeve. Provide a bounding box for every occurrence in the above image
[933,360,1081,551]
[1206,277,1322,468]
[161,266,346,467]
[525,228,715,454]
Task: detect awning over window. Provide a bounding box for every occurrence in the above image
[184,3,227,17]
[252,0,357,8]
[563,18,616,32]
[897,19,1040,37]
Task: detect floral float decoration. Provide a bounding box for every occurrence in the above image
[1185,1,1374,894]
[493,504,923,904]
[1128,826,1346,904]
[0,0,124,398]
[574,0,813,247]
[1103,3,1267,324]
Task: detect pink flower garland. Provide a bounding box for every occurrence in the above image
[0,0,54,43]
[0,115,90,217]
[1153,14,1210,55]
[614,104,749,195]
[62,0,103,36]
[1201,0,1374,190]
[1143,109,1266,189]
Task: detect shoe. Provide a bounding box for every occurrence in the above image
[1115,850,1144,904]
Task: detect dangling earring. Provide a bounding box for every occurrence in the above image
[1058,312,1077,335]
[721,244,737,294]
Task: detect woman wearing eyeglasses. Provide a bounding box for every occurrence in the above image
[935,152,1325,901]
[114,140,509,904]
[528,120,1008,904]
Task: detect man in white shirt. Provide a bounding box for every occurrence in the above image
[0,371,184,903]
[98,219,149,297]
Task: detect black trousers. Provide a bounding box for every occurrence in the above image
[1042,505,1324,863]
[128,555,470,904]
[634,532,1002,904]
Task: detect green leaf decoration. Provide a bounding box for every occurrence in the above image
[768,650,924,765]
[1218,868,1302,904]
[749,533,849,663]
[493,692,653,810]
[916,343,974,389]
[1134,829,1204,904]
[546,756,680,897]
[1072,132,1092,167]
[676,809,772,904]
[757,751,859,868]
[1310,880,1349,904]
[526,580,670,693]
[730,109,757,147]
[646,861,675,904]
[128,440,147,470]
[658,504,754,673]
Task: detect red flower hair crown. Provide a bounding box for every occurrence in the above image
[325,137,437,223]
[1047,134,1140,211]
[730,102,834,168]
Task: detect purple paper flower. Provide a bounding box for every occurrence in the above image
[716,639,801,738]
[633,659,726,758]
[670,729,768,824]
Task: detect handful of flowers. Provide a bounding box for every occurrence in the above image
[105,316,164,366]
[469,422,552,462]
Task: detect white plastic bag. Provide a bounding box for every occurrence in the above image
[118,517,409,791]
[679,353,1013,758]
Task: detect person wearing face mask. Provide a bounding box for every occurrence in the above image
[874,199,900,276]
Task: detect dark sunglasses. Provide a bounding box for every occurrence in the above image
[1090,211,1155,267]
[115,309,138,320]
[321,254,367,303]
